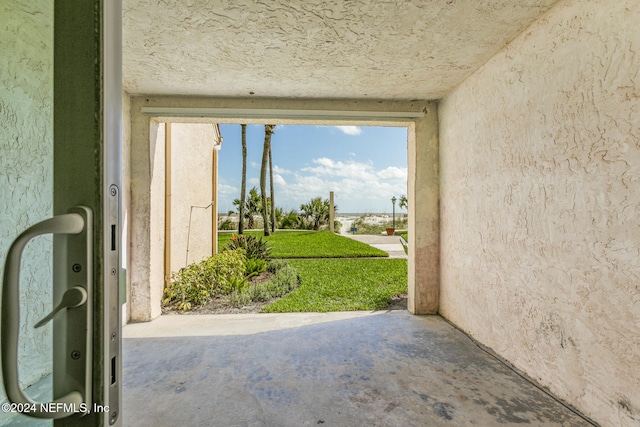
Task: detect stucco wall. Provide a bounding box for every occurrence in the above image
[439,0,640,425]
[0,1,54,399]
[148,123,165,321]
[169,124,214,273]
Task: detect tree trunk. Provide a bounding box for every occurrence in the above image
[239,124,247,234]
[269,142,275,233]
[260,124,275,236]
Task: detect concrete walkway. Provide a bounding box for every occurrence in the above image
[339,217,407,259]
[345,233,407,259]
[122,311,591,426]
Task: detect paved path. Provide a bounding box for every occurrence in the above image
[339,217,407,259]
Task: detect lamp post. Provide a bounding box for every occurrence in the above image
[391,196,397,230]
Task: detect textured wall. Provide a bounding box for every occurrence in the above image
[439,0,640,425]
[148,122,165,321]
[122,0,559,99]
[169,124,214,273]
[0,1,54,399]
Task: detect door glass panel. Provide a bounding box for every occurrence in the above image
[0,1,54,425]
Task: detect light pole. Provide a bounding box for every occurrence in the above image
[391,196,397,230]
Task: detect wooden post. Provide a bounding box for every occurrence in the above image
[212,135,220,255]
[329,191,335,233]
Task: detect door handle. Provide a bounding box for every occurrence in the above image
[34,286,87,329]
[1,207,92,419]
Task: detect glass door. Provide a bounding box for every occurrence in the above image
[0,1,121,426]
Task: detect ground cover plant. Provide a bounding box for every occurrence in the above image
[219,231,388,258]
[230,260,299,308]
[262,258,407,312]
[163,254,299,312]
[163,248,248,311]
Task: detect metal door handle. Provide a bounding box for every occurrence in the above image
[34,286,87,329]
[1,208,91,419]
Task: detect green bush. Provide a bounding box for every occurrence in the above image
[266,259,288,273]
[278,210,302,229]
[245,258,267,278]
[225,234,271,260]
[230,262,299,308]
[351,215,408,235]
[163,248,247,311]
[218,218,235,230]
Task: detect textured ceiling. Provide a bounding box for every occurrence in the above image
[122,0,559,100]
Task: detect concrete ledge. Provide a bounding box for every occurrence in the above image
[123,311,388,338]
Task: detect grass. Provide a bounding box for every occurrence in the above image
[262,258,407,312]
[219,230,388,258]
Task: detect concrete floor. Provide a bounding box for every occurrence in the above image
[122,311,592,426]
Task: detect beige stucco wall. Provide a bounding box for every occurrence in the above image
[148,123,165,321]
[129,116,163,322]
[169,124,214,273]
[0,1,54,399]
[439,0,640,425]
[407,109,439,314]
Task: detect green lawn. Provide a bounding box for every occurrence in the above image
[262,258,407,312]
[219,230,388,258]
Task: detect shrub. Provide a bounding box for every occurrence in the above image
[266,259,288,273]
[163,248,247,311]
[351,214,408,235]
[218,218,234,230]
[230,262,299,308]
[225,234,271,260]
[245,258,267,278]
[279,210,301,229]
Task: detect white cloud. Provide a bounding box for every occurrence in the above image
[377,166,407,180]
[274,174,286,185]
[302,157,375,181]
[218,183,238,196]
[273,165,292,175]
[335,126,362,136]
[249,161,259,169]
[272,156,407,212]
[222,156,406,213]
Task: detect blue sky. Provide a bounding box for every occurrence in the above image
[217,124,408,214]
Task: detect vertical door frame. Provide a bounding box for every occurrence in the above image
[53,1,122,425]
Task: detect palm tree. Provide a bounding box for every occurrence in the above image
[233,187,261,229]
[399,194,408,210]
[260,124,275,236]
[269,138,276,233]
[300,197,335,231]
[238,124,247,234]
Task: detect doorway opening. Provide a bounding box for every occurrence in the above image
[124,99,435,323]
[142,122,409,318]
